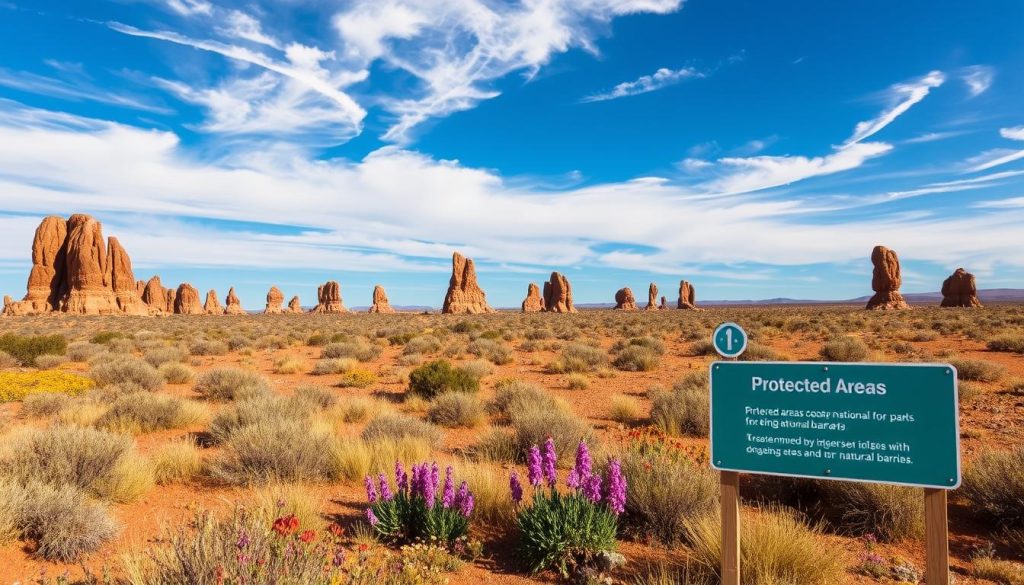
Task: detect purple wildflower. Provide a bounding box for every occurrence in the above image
[542,437,557,487]
[423,463,438,508]
[566,468,581,489]
[396,461,408,493]
[378,473,393,501]
[509,471,524,504]
[605,459,627,515]
[527,445,543,487]
[236,530,251,550]
[455,481,473,517]
[410,463,423,498]
[442,466,456,509]
[366,508,379,526]
[573,441,592,481]
[364,475,378,504]
[583,473,602,503]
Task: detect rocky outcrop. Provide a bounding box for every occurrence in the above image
[165,288,176,314]
[204,290,222,314]
[106,237,148,315]
[677,280,698,310]
[369,285,395,313]
[660,296,668,310]
[288,295,303,313]
[645,283,659,310]
[614,287,638,310]
[1,296,17,317]
[3,214,156,316]
[522,283,544,312]
[442,252,493,314]
[142,276,166,313]
[542,272,576,313]
[19,216,68,314]
[866,246,910,310]
[136,280,146,299]
[265,286,285,314]
[174,283,203,315]
[941,268,982,308]
[224,287,245,315]
[312,281,346,313]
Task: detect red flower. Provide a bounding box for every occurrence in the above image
[358,543,369,552]
[299,530,317,543]
[328,523,345,538]
[272,514,300,537]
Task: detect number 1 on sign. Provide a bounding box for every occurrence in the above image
[725,328,733,351]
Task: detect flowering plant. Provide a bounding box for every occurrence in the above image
[365,461,475,546]
[511,439,627,576]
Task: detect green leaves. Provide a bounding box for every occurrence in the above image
[515,490,618,576]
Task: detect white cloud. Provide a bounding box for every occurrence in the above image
[217,10,282,49]
[974,197,1024,209]
[0,67,172,114]
[331,0,684,142]
[703,142,893,195]
[164,0,212,17]
[108,22,368,142]
[844,70,945,146]
[1001,126,1024,141]
[1,101,1021,288]
[961,65,995,97]
[902,130,965,144]
[581,66,703,102]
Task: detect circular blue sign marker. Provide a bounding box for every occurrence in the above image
[712,322,747,359]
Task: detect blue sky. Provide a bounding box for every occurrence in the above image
[0,0,1022,308]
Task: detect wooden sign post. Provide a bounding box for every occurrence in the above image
[708,324,958,584]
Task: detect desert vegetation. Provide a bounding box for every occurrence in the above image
[0,305,1021,583]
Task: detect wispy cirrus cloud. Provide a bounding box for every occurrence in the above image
[581,66,703,103]
[844,71,945,146]
[965,126,1024,172]
[0,66,172,114]
[960,65,995,97]
[163,0,212,17]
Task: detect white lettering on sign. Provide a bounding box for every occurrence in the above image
[750,376,887,396]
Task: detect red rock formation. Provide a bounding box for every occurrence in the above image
[659,296,668,310]
[224,287,245,315]
[866,246,910,310]
[941,268,982,308]
[522,282,544,313]
[265,286,285,314]
[677,280,698,310]
[1,296,15,316]
[288,295,303,313]
[141,276,166,313]
[369,285,395,313]
[17,216,68,314]
[61,214,120,314]
[312,281,346,313]
[106,237,148,315]
[542,272,576,313]
[136,280,146,299]
[165,288,176,314]
[614,287,638,310]
[204,290,222,314]
[645,283,659,310]
[174,283,203,315]
[442,252,493,314]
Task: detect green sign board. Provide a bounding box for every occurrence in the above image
[710,361,960,489]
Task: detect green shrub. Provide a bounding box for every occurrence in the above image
[322,341,381,362]
[361,413,443,447]
[819,336,869,362]
[90,331,124,345]
[548,343,606,373]
[209,395,315,444]
[144,346,186,367]
[403,336,442,355]
[0,350,19,368]
[467,338,514,365]
[473,428,519,463]
[368,461,474,546]
[0,333,67,367]
[821,482,922,541]
[90,357,164,391]
[962,447,1024,525]
[408,360,479,399]
[428,393,485,428]
[21,392,72,417]
[193,367,272,400]
[489,379,559,422]
[650,372,709,437]
[949,358,1006,382]
[511,407,593,462]
[189,339,229,356]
